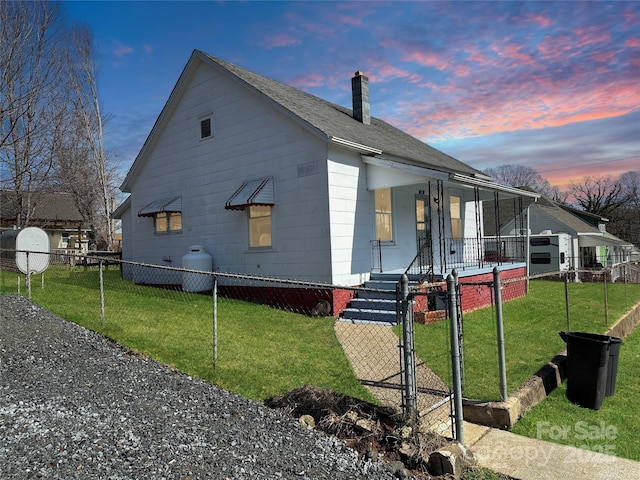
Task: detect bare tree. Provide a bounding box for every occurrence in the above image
[59,25,117,249]
[608,171,640,246]
[619,170,640,208]
[0,1,69,226]
[568,175,627,219]
[483,164,562,200]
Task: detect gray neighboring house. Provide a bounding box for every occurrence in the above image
[0,191,90,253]
[498,195,633,279]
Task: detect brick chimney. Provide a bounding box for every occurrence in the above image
[351,71,370,125]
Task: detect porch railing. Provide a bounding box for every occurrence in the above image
[444,236,526,272]
[402,236,526,280]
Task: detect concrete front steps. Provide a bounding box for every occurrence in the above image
[339,272,421,324]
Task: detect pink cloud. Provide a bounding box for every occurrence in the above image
[387,72,640,143]
[537,34,582,61]
[624,37,640,47]
[401,50,451,71]
[144,44,153,54]
[492,42,538,68]
[590,50,616,63]
[289,72,332,89]
[372,64,422,84]
[524,13,554,28]
[113,43,133,58]
[264,33,301,49]
[574,26,611,47]
[338,15,362,27]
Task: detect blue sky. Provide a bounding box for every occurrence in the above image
[62,0,640,188]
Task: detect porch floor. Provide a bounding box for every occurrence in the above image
[379,261,526,280]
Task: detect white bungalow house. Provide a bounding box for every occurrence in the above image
[113,50,538,315]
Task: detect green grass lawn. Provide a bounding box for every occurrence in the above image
[511,323,640,461]
[0,265,375,403]
[3,267,639,463]
[412,280,640,401]
[410,279,640,462]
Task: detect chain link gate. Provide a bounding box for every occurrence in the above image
[335,275,459,439]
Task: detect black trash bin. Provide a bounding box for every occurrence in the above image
[559,331,612,410]
[606,336,622,397]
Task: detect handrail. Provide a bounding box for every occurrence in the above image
[404,236,434,283]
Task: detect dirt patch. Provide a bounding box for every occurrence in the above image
[266,385,453,477]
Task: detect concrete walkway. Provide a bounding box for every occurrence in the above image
[334,319,640,479]
[334,321,452,433]
[464,421,640,480]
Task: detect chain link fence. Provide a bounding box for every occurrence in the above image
[2,248,639,443]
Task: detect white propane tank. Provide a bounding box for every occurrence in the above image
[182,245,213,292]
[0,227,50,274]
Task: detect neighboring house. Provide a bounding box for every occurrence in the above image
[0,191,90,254]
[113,50,538,315]
[498,195,633,279]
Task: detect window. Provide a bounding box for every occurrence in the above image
[375,188,393,242]
[531,252,551,264]
[155,212,182,234]
[530,237,551,246]
[249,205,272,247]
[200,117,212,139]
[450,195,462,240]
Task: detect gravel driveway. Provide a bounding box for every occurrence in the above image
[0,295,402,479]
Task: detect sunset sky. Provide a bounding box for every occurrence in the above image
[62,1,640,189]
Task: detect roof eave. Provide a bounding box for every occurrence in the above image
[449,173,541,199]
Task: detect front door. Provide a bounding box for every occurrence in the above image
[415,195,432,274]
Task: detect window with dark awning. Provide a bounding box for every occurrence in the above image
[225,177,274,210]
[138,196,182,217]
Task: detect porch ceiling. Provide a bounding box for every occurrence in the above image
[364,156,448,190]
[577,233,633,249]
[363,156,540,201]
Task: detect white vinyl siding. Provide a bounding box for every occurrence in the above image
[126,62,332,282]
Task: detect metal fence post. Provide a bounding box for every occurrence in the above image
[452,269,464,391]
[564,272,571,332]
[604,271,609,327]
[99,260,105,326]
[400,274,417,422]
[26,251,31,300]
[447,274,464,443]
[213,275,218,370]
[493,267,508,402]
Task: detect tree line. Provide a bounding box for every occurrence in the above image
[1,1,118,249]
[484,164,640,247]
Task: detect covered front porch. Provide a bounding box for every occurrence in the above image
[364,155,538,283]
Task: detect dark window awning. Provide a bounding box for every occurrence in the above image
[138,196,182,217]
[225,177,274,210]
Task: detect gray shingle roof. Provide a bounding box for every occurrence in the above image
[0,191,84,223]
[536,203,602,234]
[199,51,481,177]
